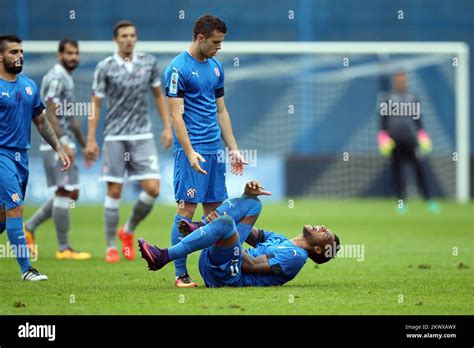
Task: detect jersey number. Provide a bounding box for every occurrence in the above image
[149,155,158,170]
[230,260,239,277]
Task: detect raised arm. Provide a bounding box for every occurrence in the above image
[152,86,172,149]
[169,97,207,175]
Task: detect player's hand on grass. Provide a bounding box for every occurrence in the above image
[84,139,99,167]
[187,151,207,175]
[229,150,247,175]
[244,180,272,196]
[161,127,173,149]
[56,147,71,172]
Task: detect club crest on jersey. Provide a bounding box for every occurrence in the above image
[214,67,220,77]
[11,193,21,203]
[186,188,196,199]
[25,86,32,95]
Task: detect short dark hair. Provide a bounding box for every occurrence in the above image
[312,234,341,264]
[58,39,78,53]
[113,20,135,38]
[0,35,22,53]
[193,14,227,40]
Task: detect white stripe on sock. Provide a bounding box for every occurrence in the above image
[53,196,71,209]
[104,196,121,209]
[138,191,156,205]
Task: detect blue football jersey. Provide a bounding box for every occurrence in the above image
[241,231,308,287]
[164,51,225,154]
[0,74,44,150]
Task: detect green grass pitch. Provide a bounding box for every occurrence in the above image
[0,199,473,315]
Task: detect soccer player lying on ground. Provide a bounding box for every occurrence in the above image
[138,181,340,287]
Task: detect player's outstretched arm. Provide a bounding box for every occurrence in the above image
[84,96,102,166]
[33,112,70,172]
[151,86,172,149]
[216,97,247,175]
[169,97,207,175]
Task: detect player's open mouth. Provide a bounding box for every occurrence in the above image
[14,59,23,67]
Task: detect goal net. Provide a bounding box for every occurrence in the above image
[22,41,470,203]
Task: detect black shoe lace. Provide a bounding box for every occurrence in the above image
[28,267,40,275]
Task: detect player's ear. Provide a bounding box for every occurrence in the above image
[314,245,322,255]
[196,34,205,43]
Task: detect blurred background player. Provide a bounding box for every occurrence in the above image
[138,181,341,287]
[85,21,172,263]
[163,14,247,287]
[24,39,91,260]
[376,71,440,214]
[0,35,70,281]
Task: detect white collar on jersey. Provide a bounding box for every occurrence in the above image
[113,52,136,73]
[113,52,137,65]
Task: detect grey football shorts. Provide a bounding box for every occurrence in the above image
[100,138,161,184]
[42,149,80,191]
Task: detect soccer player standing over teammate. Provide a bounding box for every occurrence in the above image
[0,35,70,281]
[164,15,246,287]
[24,40,91,260]
[85,21,172,263]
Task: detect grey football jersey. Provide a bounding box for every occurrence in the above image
[92,52,162,139]
[40,63,75,149]
[379,91,422,146]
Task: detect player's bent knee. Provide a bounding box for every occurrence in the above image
[144,186,160,198]
[250,198,262,214]
[107,186,122,199]
[217,215,236,239]
[242,196,262,216]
